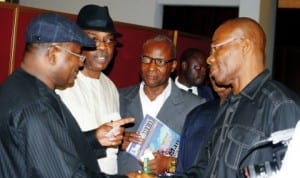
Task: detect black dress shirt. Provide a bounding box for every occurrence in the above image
[0,68,127,178]
[160,69,300,178]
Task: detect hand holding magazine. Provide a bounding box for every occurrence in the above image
[126,114,180,161]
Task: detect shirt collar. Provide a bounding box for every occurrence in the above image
[139,78,172,117]
[237,69,271,100]
[140,78,172,100]
[175,76,198,95]
[175,76,189,91]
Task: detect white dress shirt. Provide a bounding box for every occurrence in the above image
[175,76,198,96]
[56,72,120,175]
[139,78,172,118]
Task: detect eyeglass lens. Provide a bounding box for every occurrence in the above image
[141,56,174,66]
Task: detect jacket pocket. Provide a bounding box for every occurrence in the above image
[224,126,265,169]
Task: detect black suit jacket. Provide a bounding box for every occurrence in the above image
[175,99,220,174]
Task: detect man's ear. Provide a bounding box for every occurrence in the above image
[47,45,57,65]
[171,60,178,72]
[241,38,251,54]
[181,61,187,71]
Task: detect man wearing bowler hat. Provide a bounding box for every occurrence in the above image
[0,13,135,177]
[56,4,123,175]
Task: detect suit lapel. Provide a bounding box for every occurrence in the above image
[126,86,144,130]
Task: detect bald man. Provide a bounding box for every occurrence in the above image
[193,17,300,178]
[127,17,300,178]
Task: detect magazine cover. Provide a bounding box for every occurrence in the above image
[126,114,180,161]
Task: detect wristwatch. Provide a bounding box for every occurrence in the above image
[168,157,177,173]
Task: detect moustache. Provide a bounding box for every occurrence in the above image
[93,51,108,59]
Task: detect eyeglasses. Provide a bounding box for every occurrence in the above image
[53,45,86,62]
[210,38,243,55]
[140,55,175,67]
[85,31,117,48]
[211,38,240,48]
[95,38,117,48]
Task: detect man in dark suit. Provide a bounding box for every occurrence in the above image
[117,35,206,176]
[0,13,134,178]
[175,48,215,101]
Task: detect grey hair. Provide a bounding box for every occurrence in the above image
[143,35,176,58]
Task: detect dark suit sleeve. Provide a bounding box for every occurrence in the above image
[84,130,107,158]
[172,120,211,177]
[175,114,189,174]
[20,109,91,177]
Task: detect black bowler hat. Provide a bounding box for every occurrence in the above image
[77,4,121,37]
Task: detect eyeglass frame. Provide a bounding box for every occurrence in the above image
[85,31,117,48]
[210,37,243,55]
[140,55,175,67]
[95,38,117,48]
[53,45,86,62]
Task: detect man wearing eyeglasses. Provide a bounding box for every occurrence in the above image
[117,35,206,176]
[0,13,135,178]
[137,17,300,178]
[55,4,124,175]
[195,17,300,178]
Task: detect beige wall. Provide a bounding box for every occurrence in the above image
[19,0,240,28]
[19,0,159,28]
[19,0,289,73]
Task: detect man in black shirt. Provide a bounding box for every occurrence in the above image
[127,17,300,178]
[0,13,134,178]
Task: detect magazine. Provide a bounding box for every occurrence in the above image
[126,114,180,161]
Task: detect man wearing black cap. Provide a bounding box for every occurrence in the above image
[56,4,123,175]
[0,13,134,178]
